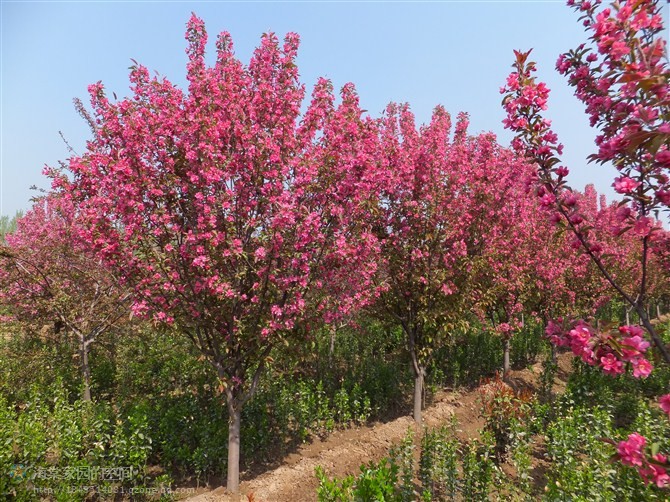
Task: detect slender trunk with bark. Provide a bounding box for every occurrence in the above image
[226,401,242,498]
[638,309,670,364]
[328,326,336,368]
[219,348,271,497]
[503,337,511,381]
[407,324,425,424]
[79,334,92,402]
[413,367,425,424]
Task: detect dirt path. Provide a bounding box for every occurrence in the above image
[184,355,571,502]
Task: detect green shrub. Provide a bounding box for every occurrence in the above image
[315,459,400,502]
[460,432,495,502]
[419,423,459,501]
[390,427,415,502]
[508,418,533,498]
[355,458,400,502]
[0,381,158,501]
[315,465,355,502]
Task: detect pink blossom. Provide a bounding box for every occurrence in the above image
[655,150,670,167]
[659,394,670,417]
[655,190,670,205]
[640,462,670,488]
[556,166,569,177]
[497,323,514,334]
[192,255,208,268]
[620,331,649,349]
[631,358,653,378]
[618,433,647,467]
[613,176,641,194]
[600,353,624,375]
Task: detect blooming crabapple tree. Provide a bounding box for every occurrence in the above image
[501,0,670,486]
[374,103,534,423]
[48,16,380,493]
[474,182,616,379]
[533,189,616,322]
[547,185,643,321]
[0,195,129,402]
[470,162,540,379]
[472,183,598,379]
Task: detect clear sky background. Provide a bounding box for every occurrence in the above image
[1,0,668,218]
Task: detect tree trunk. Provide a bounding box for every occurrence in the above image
[328,326,336,368]
[638,308,670,365]
[227,404,242,497]
[413,366,424,424]
[503,337,511,381]
[79,334,92,402]
[218,348,271,497]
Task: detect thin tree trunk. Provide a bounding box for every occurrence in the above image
[79,334,92,402]
[407,324,425,424]
[657,303,662,319]
[638,309,670,364]
[220,352,270,498]
[626,309,630,326]
[413,366,425,424]
[226,404,242,497]
[328,326,336,368]
[503,337,511,381]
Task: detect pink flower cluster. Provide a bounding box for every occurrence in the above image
[618,433,670,488]
[557,0,670,213]
[546,321,653,378]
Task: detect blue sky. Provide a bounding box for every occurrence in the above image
[1,0,668,217]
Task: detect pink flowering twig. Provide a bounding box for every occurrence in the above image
[500,0,670,364]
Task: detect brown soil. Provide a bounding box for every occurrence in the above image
[183,354,572,502]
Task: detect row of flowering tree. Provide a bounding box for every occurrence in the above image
[370,102,563,416]
[501,0,670,486]
[472,183,611,379]
[1,9,665,495]
[0,196,130,402]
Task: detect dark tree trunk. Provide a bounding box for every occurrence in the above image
[638,309,670,365]
[407,324,425,424]
[79,334,92,402]
[413,367,424,424]
[328,326,336,368]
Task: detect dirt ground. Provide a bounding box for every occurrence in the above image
[183,354,572,502]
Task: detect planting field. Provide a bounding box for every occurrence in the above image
[185,354,572,502]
